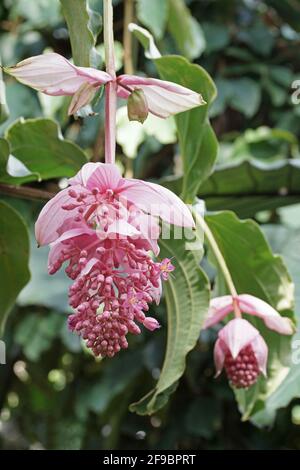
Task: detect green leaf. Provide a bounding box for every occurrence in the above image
[161,156,300,217]
[167,0,206,60]
[2,118,87,183]
[128,23,161,59]
[0,138,9,175]
[11,0,61,28]
[0,201,30,331]
[14,312,64,361]
[238,19,275,57]
[199,159,300,217]
[205,211,295,420]
[249,224,300,426]
[137,0,168,40]
[130,225,210,415]
[229,127,298,162]
[211,78,261,118]
[155,55,217,203]
[60,0,101,67]
[76,350,142,415]
[202,22,230,54]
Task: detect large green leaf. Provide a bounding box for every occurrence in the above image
[211,78,261,118]
[0,118,87,183]
[130,226,210,415]
[201,159,300,217]
[60,0,101,67]
[136,0,168,40]
[205,211,295,420]
[167,0,205,60]
[155,55,218,203]
[0,201,30,331]
[162,158,300,217]
[249,224,300,426]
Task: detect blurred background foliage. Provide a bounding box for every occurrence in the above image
[0,0,300,450]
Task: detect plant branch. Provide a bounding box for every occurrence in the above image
[123,0,134,75]
[195,212,241,317]
[0,183,55,201]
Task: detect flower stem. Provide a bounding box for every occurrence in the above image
[103,0,117,164]
[196,213,242,318]
[123,0,134,75]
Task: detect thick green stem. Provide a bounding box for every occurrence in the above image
[103,0,116,78]
[196,213,241,318]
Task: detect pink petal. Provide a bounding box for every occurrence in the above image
[118,178,195,228]
[251,335,268,376]
[105,219,140,238]
[218,318,260,359]
[118,74,205,118]
[6,53,112,96]
[203,295,234,329]
[67,82,97,115]
[132,212,160,256]
[85,163,122,191]
[238,294,294,335]
[35,184,83,246]
[213,339,226,376]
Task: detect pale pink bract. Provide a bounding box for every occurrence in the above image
[204,294,294,388]
[5,52,205,117]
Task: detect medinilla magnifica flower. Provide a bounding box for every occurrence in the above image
[204,295,294,388]
[5,52,205,117]
[36,162,194,357]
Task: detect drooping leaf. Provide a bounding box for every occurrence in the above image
[167,0,206,60]
[155,55,217,203]
[1,118,87,183]
[128,23,161,59]
[0,201,30,331]
[136,0,168,40]
[205,211,295,420]
[130,225,210,415]
[60,0,101,67]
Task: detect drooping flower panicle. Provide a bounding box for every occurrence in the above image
[204,294,294,388]
[36,163,194,357]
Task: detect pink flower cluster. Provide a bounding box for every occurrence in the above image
[36,163,194,357]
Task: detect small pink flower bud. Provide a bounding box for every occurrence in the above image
[143,317,160,331]
[127,88,149,124]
